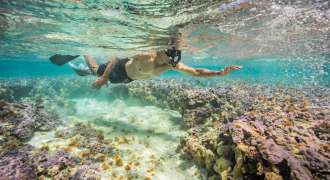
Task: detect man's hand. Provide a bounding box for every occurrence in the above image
[93,76,108,89]
[220,65,242,76]
[225,65,241,71]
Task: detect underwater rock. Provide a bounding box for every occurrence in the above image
[0,147,37,180]
[56,123,114,156]
[72,164,101,180]
[139,80,329,180]
[220,97,329,179]
[259,138,312,180]
[213,157,232,179]
[300,148,330,180]
[69,135,114,155]
[127,80,244,127]
[312,120,330,141]
[33,150,80,178]
[1,78,328,179]
[181,136,216,170]
[182,107,213,128]
[0,141,103,179]
[180,127,222,170]
[0,100,60,141]
[55,123,104,140]
[221,95,329,179]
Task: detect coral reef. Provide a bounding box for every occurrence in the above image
[127,80,243,128]
[0,100,60,142]
[55,123,113,154]
[0,122,107,179]
[73,164,101,179]
[33,150,81,178]
[127,80,330,180]
[221,97,330,180]
[0,78,329,179]
[0,144,101,179]
[0,146,37,180]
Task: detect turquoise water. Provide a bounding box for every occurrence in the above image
[0,0,329,179]
[1,56,328,87]
[1,0,329,87]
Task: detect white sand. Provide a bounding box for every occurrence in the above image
[29,98,201,180]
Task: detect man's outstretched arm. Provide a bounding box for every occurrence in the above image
[173,63,241,77]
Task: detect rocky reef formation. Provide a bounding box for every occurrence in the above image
[0,98,84,180]
[0,120,109,179]
[0,79,175,179]
[0,117,154,179]
[0,78,329,179]
[0,99,60,143]
[127,80,330,180]
[127,80,244,128]
[0,86,92,180]
[0,142,103,179]
[0,145,38,179]
[55,123,114,156]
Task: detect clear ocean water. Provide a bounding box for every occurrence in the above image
[1,0,329,86]
[0,0,329,179]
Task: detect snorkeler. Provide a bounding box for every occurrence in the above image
[50,47,241,89]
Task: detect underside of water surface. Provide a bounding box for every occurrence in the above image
[0,0,329,180]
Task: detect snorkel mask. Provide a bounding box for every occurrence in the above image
[165,47,181,67]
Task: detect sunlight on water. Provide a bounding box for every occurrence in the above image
[1,0,328,58]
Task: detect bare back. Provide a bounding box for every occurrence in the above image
[125,52,171,80]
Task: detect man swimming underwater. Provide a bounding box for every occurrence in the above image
[50,47,241,89]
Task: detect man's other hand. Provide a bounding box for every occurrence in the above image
[93,77,107,89]
[225,65,242,71]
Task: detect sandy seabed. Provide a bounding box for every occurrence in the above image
[28,98,200,180]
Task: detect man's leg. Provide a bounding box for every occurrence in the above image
[68,62,93,76]
[84,55,99,74]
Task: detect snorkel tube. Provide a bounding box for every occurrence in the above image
[165,47,181,67]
